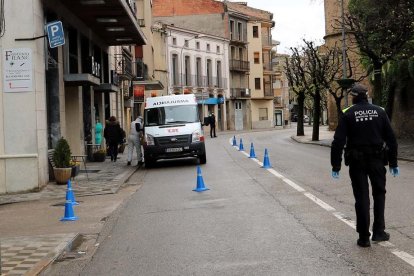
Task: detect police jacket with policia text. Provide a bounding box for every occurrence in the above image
[331,100,398,172]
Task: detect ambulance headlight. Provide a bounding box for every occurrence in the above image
[145,133,155,146]
[192,130,204,142]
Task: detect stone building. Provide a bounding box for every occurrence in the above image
[0,0,147,194]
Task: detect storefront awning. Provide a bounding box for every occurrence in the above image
[94,83,119,93]
[198,97,224,105]
[132,80,164,90]
[63,74,101,87]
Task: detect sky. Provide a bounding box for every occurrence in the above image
[241,0,326,54]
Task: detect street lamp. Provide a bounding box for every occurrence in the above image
[336,0,355,107]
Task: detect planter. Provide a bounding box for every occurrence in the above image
[92,152,106,162]
[53,167,72,185]
[71,165,80,178]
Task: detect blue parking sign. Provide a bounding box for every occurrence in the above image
[46,21,65,48]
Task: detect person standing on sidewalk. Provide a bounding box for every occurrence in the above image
[330,83,400,247]
[104,116,124,162]
[209,113,217,138]
[127,116,144,166]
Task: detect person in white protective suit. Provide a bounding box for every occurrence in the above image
[127,116,144,166]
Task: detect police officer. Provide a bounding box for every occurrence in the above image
[331,83,400,247]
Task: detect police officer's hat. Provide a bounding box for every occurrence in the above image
[349,83,368,97]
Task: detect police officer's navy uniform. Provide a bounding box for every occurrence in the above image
[331,84,398,247]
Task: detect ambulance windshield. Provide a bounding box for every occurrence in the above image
[144,105,199,126]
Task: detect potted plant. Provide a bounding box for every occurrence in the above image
[92,149,106,162]
[53,137,72,184]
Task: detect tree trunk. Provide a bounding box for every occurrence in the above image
[296,92,305,136]
[312,92,321,141]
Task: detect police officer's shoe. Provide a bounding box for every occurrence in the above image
[372,232,390,242]
[357,238,371,247]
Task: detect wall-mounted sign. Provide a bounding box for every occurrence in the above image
[45,21,65,48]
[3,48,33,93]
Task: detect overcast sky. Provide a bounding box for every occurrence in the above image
[241,0,326,54]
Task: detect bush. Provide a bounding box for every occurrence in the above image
[53,138,72,168]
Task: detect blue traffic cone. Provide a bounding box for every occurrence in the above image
[262,148,271,168]
[193,166,209,192]
[60,200,79,221]
[66,180,79,205]
[249,143,256,158]
[232,135,237,146]
[239,138,244,151]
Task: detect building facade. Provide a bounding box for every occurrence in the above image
[0,0,146,194]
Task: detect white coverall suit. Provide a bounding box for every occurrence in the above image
[127,117,143,165]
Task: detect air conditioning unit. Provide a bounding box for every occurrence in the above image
[245,88,249,95]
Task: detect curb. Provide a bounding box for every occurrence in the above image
[26,233,80,276]
[291,135,414,162]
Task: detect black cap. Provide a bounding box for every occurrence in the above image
[349,83,368,96]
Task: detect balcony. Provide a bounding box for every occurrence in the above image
[262,36,273,49]
[230,88,251,99]
[171,74,227,89]
[229,59,250,72]
[114,52,133,80]
[264,83,273,98]
[44,0,146,45]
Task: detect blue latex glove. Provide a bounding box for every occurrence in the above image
[389,167,400,177]
[332,171,339,179]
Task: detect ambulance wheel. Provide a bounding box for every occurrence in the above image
[145,158,155,168]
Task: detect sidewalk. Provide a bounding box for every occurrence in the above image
[0,153,141,275]
[291,126,414,162]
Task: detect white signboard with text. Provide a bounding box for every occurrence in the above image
[3,48,33,92]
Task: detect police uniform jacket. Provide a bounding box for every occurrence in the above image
[331,100,398,172]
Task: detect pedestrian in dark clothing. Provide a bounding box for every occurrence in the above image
[104,116,124,162]
[331,83,400,247]
[209,113,217,138]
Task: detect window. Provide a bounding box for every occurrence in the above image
[237,22,242,40]
[184,39,189,47]
[172,54,179,85]
[172,37,177,45]
[254,52,260,64]
[216,45,220,53]
[184,56,191,86]
[196,41,200,50]
[207,59,212,86]
[207,43,210,52]
[253,26,259,38]
[230,20,235,40]
[238,48,243,60]
[259,108,268,121]
[235,102,242,110]
[255,78,261,90]
[216,61,222,87]
[196,57,202,86]
[274,80,281,89]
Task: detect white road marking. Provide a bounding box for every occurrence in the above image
[230,139,414,268]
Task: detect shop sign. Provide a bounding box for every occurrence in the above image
[134,85,145,102]
[3,48,33,93]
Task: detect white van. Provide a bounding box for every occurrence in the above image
[143,94,206,167]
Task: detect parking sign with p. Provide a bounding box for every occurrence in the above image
[46,21,65,48]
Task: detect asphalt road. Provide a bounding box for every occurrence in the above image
[80,127,414,275]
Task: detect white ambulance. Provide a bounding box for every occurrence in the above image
[143,94,206,167]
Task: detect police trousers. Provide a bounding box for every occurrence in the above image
[349,157,387,238]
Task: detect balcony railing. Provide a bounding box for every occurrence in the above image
[114,53,133,80]
[230,88,251,99]
[229,59,250,72]
[263,62,273,72]
[171,74,227,89]
[264,83,273,97]
[262,36,272,48]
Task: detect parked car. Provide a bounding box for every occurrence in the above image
[304,115,309,123]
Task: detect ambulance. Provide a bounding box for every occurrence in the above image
[143,94,206,167]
